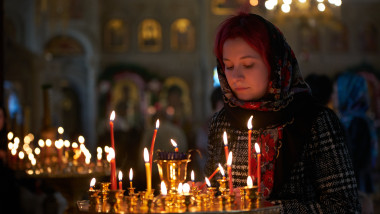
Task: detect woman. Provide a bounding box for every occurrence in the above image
[205,13,360,213]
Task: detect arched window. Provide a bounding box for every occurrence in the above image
[138,19,162,52]
[171,19,195,51]
[104,19,128,52]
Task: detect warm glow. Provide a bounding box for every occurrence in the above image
[55,140,63,149]
[255,143,261,154]
[108,148,115,162]
[205,177,211,187]
[299,0,306,3]
[58,127,64,135]
[14,137,20,144]
[46,139,52,147]
[90,178,96,187]
[118,171,123,181]
[283,0,292,4]
[38,139,45,147]
[144,147,149,163]
[97,153,102,160]
[247,176,253,187]
[104,146,109,153]
[19,151,25,159]
[317,3,325,11]
[218,163,225,177]
[129,168,133,181]
[265,0,276,10]
[97,147,102,153]
[183,183,190,194]
[223,131,228,146]
[110,111,115,121]
[8,142,13,150]
[161,181,167,196]
[170,139,178,148]
[281,4,291,13]
[247,116,253,130]
[64,140,70,148]
[227,152,233,166]
[7,132,14,140]
[11,149,16,156]
[85,158,90,165]
[78,136,85,144]
[72,142,78,149]
[191,170,195,181]
[28,133,34,141]
[28,153,34,160]
[177,183,183,194]
[35,148,40,155]
[155,119,160,129]
[250,0,259,6]
[31,158,36,166]
[24,136,31,144]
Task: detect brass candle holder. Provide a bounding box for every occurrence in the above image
[217,178,229,196]
[184,194,192,212]
[240,187,246,209]
[207,187,216,200]
[107,190,124,213]
[88,190,100,212]
[244,185,262,209]
[128,187,135,196]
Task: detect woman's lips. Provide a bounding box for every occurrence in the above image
[234,87,249,92]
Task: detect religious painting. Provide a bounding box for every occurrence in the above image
[104,19,128,53]
[211,0,248,15]
[159,77,192,128]
[358,22,378,53]
[326,20,349,53]
[138,19,162,52]
[171,19,195,52]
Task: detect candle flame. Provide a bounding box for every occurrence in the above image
[7,132,14,140]
[247,176,253,187]
[110,111,115,121]
[78,136,85,144]
[227,151,233,166]
[58,127,64,134]
[34,148,40,155]
[218,163,225,177]
[247,116,253,130]
[161,181,167,196]
[108,148,115,162]
[156,119,160,129]
[38,139,45,147]
[205,177,211,187]
[72,142,78,149]
[191,170,195,181]
[31,158,36,166]
[19,151,25,159]
[255,143,260,154]
[118,170,123,181]
[8,142,13,150]
[64,140,70,148]
[177,183,183,194]
[143,148,149,162]
[46,139,52,147]
[129,168,133,181]
[90,178,96,187]
[170,139,177,148]
[223,131,228,146]
[183,183,190,194]
[97,147,102,153]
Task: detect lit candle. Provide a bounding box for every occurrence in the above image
[129,168,133,188]
[109,111,116,152]
[191,170,195,187]
[118,170,123,190]
[58,127,64,139]
[170,139,179,152]
[227,151,233,194]
[177,183,183,195]
[255,143,261,193]
[108,148,117,190]
[161,181,167,196]
[97,147,102,165]
[90,178,96,191]
[247,176,253,188]
[219,163,225,180]
[183,183,190,195]
[223,131,229,163]
[200,165,220,189]
[144,148,152,196]
[205,177,211,187]
[247,116,253,177]
[149,119,160,172]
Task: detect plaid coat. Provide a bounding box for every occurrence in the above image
[205,105,361,213]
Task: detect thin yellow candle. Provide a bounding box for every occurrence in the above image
[144,148,152,196]
[255,143,261,193]
[118,171,123,190]
[149,119,160,172]
[90,178,96,191]
[129,168,133,188]
[191,170,195,187]
[247,116,253,177]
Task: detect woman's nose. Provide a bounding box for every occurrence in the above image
[232,66,244,79]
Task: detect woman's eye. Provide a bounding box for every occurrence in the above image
[225,66,233,71]
[244,64,254,68]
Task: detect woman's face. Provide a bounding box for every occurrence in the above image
[222,37,269,101]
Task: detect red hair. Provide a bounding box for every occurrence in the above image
[214,12,271,73]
